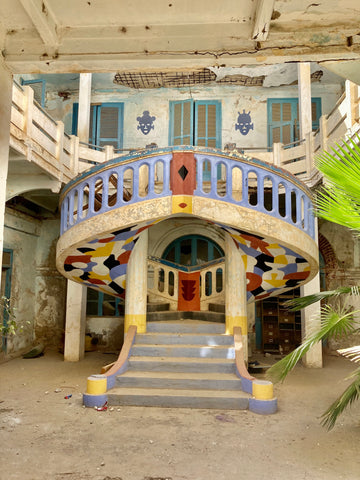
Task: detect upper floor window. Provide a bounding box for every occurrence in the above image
[72,103,124,150]
[169,100,222,148]
[267,98,321,147]
[162,235,224,267]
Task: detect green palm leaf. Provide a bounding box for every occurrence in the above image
[284,286,360,311]
[267,305,358,383]
[320,366,360,430]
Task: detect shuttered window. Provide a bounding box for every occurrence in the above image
[72,102,124,150]
[267,98,321,147]
[169,100,221,148]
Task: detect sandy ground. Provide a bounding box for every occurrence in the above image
[0,350,359,480]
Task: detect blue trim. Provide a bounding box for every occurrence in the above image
[20,79,46,106]
[72,103,124,149]
[72,103,79,136]
[162,235,224,267]
[267,97,322,147]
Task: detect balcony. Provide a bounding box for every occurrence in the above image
[56,146,319,304]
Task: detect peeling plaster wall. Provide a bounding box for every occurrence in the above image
[16,73,344,146]
[4,209,39,354]
[3,209,66,355]
[319,220,360,351]
[35,218,66,348]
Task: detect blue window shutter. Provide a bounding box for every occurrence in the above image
[268,97,322,147]
[194,100,221,149]
[95,103,124,149]
[169,100,194,146]
[72,103,79,135]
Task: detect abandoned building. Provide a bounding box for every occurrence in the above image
[1,0,360,410]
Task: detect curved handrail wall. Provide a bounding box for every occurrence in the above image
[60,148,315,239]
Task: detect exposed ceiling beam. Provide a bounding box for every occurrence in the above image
[19,0,59,47]
[252,0,275,41]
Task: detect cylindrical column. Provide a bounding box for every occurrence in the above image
[225,234,248,358]
[125,229,148,333]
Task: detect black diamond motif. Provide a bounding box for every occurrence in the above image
[178,165,189,181]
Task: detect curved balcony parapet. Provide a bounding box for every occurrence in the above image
[59,146,315,239]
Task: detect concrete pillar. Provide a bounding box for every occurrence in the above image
[77,73,92,143]
[125,229,148,333]
[302,218,322,368]
[64,280,87,361]
[225,234,248,358]
[0,60,13,293]
[298,62,312,139]
[63,72,92,359]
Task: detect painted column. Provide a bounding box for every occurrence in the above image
[302,218,322,368]
[298,62,312,139]
[125,229,148,333]
[225,234,248,358]
[64,281,87,361]
[0,60,12,293]
[63,73,92,361]
[77,73,92,143]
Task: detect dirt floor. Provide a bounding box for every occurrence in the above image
[0,349,359,480]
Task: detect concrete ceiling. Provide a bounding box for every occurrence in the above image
[1,0,360,80]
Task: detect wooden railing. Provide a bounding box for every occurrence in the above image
[9,80,360,188]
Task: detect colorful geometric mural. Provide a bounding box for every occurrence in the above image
[62,219,311,303]
[221,224,310,301]
[63,221,158,298]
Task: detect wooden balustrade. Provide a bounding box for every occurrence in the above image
[9,79,360,190]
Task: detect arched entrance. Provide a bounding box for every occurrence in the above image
[161,235,224,311]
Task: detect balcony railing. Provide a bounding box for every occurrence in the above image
[10,79,360,187]
[59,146,316,240]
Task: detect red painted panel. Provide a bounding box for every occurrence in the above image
[170,152,196,195]
[178,271,200,311]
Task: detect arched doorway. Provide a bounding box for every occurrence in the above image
[158,234,225,311]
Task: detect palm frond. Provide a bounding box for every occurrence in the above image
[316,137,360,201]
[316,186,360,232]
[267,305,358,383]
[337,345,360,363]
[320,366,360,430]
[284,286,356,311]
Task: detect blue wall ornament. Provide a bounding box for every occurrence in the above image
[137,110,156,135]
[235,110,254,135]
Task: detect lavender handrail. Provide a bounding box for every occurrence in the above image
[60,149,315,240]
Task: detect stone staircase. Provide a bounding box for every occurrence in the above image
[107,320,251,409]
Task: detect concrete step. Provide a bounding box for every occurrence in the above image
[131,343,235,359]
[135,332,233,346]
[127,356,236,373]
[147,302,170,312]
[107,386,249,409]
[115,371,242,390]
[146,320,225,334]
[147,311,225,322]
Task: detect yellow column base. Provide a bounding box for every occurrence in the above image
[225,315,248,335]
[124,314,146,333]
[253,380,274,400]
[86,375,107,394]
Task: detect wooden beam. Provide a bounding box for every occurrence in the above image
[252,0,275,41]
[19,0,58,47]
